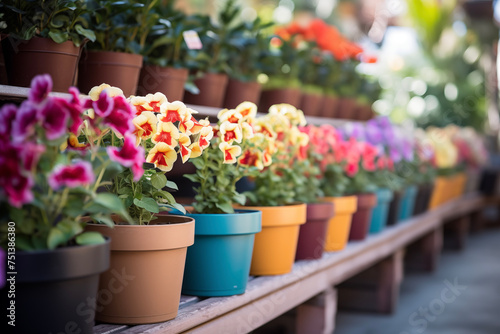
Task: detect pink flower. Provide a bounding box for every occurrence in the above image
[28,74,52,103]
[103,96,135,137]
[64,87,85,134]
[40,98,70,140]
[94,90,114,118]
[107,134,145,181]
[11,102,39,142]
[0,104,17,139]
[48,161,95,190]
[21,143,45,171]
[4,173,34,208]
[0,143,34,207]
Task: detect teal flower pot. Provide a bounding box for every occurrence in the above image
[398,185,418,222]
[369,188,393,234]
[182,210,262,297]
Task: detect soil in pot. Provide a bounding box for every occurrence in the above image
[136,65,188,101]
[183,72,229,108]
[2,37,81,92]
[85,215,194,324]
[295,201,335,260]
[349,193,377,240]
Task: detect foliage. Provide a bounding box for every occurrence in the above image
[0,0,95,47]
[244,104,309,206]
[0,75,139,251]
[84,0,159,54]
[185,102,270,214]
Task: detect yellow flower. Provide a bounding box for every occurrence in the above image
[152,121,180,147]
[88,83,123,101]
[218,108,242,124]
[159,101,187,123]
[132,111,157,143]
[198,125,214,150]
[178,133,192,163]
[219,121,243,144]
[219,142,242,164]
[235,101,257,120]
[146,142,178,172]
[188,142,202,158]
[179,110,204,134]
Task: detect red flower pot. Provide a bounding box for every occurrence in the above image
[348,193,377,241]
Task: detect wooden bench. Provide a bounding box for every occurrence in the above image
[93,192,488,334]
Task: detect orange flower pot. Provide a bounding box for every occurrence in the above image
[429,176,449,209]
[237,203,307,276]
[322,196,358,251]
[452,172,467,199]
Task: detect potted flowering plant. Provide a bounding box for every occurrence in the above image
[0,0,96,91]
[236,104,309,275]
[0,74,138,333]
[173,101,269,296]
[84,86,214,324]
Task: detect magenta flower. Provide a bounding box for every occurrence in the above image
[65,87,85,134]
[28,74,52,104]
[40,98,70,140]
[103,96,135,137]
[4,173,34,208]
[94,90,114,118]
[21,143,46,171]
[107,133,145,181]
[48,161,95,190]
[11,102,39,142]
[0,104,17,140]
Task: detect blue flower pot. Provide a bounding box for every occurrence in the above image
[182,210,262,297]
[369,188,393,234]
[398,185,418,222]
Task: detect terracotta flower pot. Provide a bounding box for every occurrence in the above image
[355,104,374,121]
[78,50,143,97]
[85,215,194,324]
[136,65,188,101]
[258,87,302,112]
[223,79,262,109]
[323,195,358,251]
[299,92,324,117]
[336,97,358,119]
[7,241,110,334]
[349,193,377,241]
[183,72,229,108]
[321,95,341,118]
[235,203,307,276]
[2,36,81,92]
[295,201,335,261]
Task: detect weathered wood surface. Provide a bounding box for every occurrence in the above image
[93,193,486,333]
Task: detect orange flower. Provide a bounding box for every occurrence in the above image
[219,142,242,164]
[188,142,202,158]
[198,125,214,150]
[146,142,177,172]
[235,101,257,120]
[238,149,264,170]
[158,101,187,123]
[132,111,157,143]
[152,121,180,147]
[179,112,204,134]
[218,108,242,124]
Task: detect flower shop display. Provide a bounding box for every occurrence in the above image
[0,75,149,333]
[84,87,215,324]
[179,102,266,296]
[0,0,96,91]
[307,124,357,251]
[78,0,158,96]
[236,104,309,275]
[412,128,437,215]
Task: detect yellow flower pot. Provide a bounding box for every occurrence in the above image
[429,176,450,209]
[236,203,307,276]
[322,196,358,251]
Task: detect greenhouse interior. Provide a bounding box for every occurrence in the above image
[1,0,500,333]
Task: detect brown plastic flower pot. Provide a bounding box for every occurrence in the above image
[348,193,377,241]
[223,79,262,109]
[183,72,229,108]
[336,97,358,119]
[299,92,324,116]
[295,201,335,260]
[136,65,188,101]
[258,87,302,112]
[85,215,194,324]
[78,50,143,97]
[321,95,341,118]
[2,36,81,92]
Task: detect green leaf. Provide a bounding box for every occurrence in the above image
[76,232,106,245]
[215,201,235,214]
[151,172,167,190]
[166,180,178,190]
[133,197,160,213]
[47,228,66,250]
[48,30,69,43]
[90,214,115,228]
[233,192,246,205]
[75,24,96,42]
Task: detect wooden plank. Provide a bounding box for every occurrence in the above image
[296,288,337,334]
[93,324,129,334]
[405,227,443,272]
[100,193,487,334]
